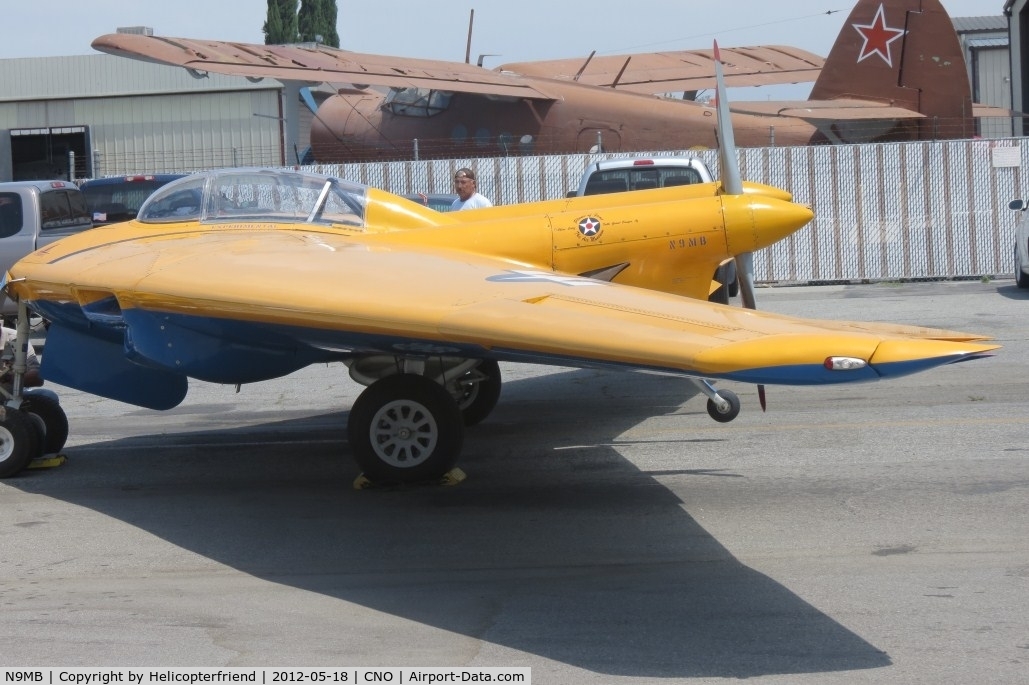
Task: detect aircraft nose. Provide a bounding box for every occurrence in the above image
[722,195,814,254]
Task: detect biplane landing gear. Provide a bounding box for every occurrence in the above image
[347,374,465,484]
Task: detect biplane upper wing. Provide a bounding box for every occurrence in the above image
[90,33,557,100]
[498,45,825,94]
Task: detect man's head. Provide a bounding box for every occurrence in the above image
[454,168,478,201]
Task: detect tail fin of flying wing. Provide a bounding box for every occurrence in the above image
[808,0,974,142]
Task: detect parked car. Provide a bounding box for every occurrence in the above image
[0,179,93,318]
[404,193,459,212]
[572,157,713,197]
[1010,199,1029,288]
[80,174,185,226]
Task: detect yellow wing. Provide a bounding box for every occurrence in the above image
[10,224,994,388]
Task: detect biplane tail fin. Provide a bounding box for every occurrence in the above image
[809,0,974,141]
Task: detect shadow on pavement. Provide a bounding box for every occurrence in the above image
[9,367,889,678]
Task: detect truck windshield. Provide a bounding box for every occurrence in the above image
[40,190,91,231]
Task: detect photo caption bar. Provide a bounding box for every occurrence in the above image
[0,669,531,685]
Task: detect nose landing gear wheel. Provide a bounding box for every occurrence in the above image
[348,374,464,484]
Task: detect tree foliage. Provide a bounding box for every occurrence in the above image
[263,0,299,44]
[298,0,340,47]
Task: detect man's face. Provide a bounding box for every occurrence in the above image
[454,175,475,201]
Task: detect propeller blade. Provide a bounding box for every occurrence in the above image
[735,251,757,310]
[713,41,742,197]
[734,250,765,409]
[716,41,765,410]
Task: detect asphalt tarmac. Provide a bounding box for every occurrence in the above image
[1,279,1026,683]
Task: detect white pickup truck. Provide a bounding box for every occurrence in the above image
[0,180,93,319]
[573,156,714,196]
[572,157,738,302]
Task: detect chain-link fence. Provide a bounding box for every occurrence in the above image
[300,137,1025,284]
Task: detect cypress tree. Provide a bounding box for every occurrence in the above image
[263,0,299,44]
[298,0,339,47]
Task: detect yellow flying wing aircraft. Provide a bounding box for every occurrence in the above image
[0,163,997,482]
[0,43,998,484]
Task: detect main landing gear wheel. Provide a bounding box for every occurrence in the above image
[0,408,40,478]
[452,360,502,426]
[348,374,464,484]
[706,389,741,423]
[21,394,69,455]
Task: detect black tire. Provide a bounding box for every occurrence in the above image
[709,262,737,304]
[706,389,741,423]
[348,374,464,483]
[0,408,40,478]
[21,394,69,454]
[454,360,502,426]
[1016,249,1029,289]
[708,285,730,305]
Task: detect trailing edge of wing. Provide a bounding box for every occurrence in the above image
[91,33,557,100]
[499,45,824,94]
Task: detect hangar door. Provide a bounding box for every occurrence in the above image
[9,126,92,181]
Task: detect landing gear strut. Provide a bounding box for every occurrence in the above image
[347,355,503,426]
[690,378,741,423]
[0,300,68,478]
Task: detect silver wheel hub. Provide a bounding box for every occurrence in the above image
[370,399,439,468]
[0,426,16,462]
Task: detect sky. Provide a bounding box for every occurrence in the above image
[2,1,1000,62]
[1,0,1003,99]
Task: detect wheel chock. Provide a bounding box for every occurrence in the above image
[352,473,376,490]
[27,453,68,470]
[438,467,467,486]
[352,467,468,491]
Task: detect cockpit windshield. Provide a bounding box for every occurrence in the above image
[138,169,369,227]
[383,87,453,117]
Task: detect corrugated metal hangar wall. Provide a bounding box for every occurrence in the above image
[0,54,288,181]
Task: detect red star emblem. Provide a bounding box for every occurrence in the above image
[852,4,906,67]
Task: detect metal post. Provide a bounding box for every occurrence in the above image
[10,298,30,401]
[413,139,420,161]
[67,150,75,182]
